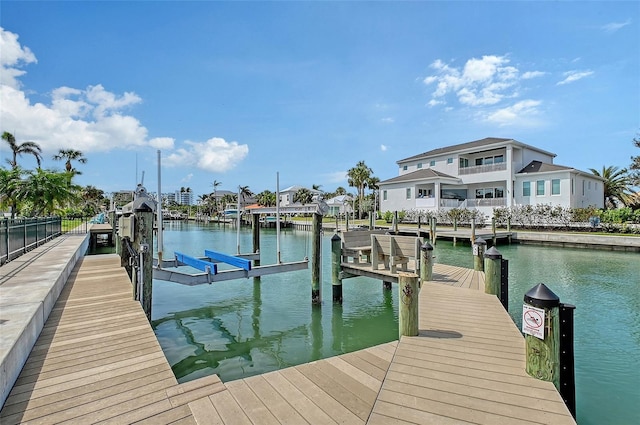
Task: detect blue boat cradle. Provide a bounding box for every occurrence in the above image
[173,249,252,275]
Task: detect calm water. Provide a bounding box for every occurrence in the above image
[151,222,639,425]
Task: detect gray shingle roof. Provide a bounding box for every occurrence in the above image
[380,168,458,184]
[397,137,556,164]
[518,160,573,173]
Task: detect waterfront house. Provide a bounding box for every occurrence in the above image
[379,137,604,217]
[278,185,322,207]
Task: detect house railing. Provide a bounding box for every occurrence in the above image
[466,198,507,208]
[459,162,507,175]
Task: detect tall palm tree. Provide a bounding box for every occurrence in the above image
[630,134,640,187]
[2,132,42,169]
[212,180,222,214]
[52,149,87,175]
[19,169,78,216]
[293,188,314,205]
[589,166,632,209]
[239,185,253,208]
[367,176,381,214]
[347,160,373,218]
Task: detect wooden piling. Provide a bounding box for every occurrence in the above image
[134,209,154,321]
[398,272,419,337]
[420,241,434,284]
[331,233,342,303]
[492,217,497,245]
[311,213,322,304]
[471,217,476,242]
[524,284,560,389]
[473,237,486,271]
[252,214,261,282]
[484,246,502,297]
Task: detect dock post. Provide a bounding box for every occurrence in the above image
[523,284,575,417]
[331,233,342,303]
[471,217,476,242]
[252,213,261,282]
[484,246,502,300]
[507,217,512,244]
[398,272,419,337]
[383,281,392,291]
[420,241,434,285]
[345,213,349,231]
[472,237,486,271]
[432,217,437,245]
[392,211,398,234]
[417,215,421,229]
[492,217,496,246]
[109,210,116,246]
[311,213,322,304]
[453,217,458,231]
[134,209,154,321]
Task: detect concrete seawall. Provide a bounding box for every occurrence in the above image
[511,231,640,252]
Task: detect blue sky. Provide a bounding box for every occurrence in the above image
[1,1,638,199]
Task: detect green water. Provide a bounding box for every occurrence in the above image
[152,222,639,425]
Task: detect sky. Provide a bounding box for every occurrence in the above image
[1,1,638,199]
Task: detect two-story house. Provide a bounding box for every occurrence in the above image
[379,137,604,217]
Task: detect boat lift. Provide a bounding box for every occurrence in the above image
[153,250,308,286]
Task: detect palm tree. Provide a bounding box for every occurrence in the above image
[2,132,42,169]
[0,166,23,218]
[211,180,222,214]
[293,188,314,205]
[256,190,276,207]
[347,160,373,218]
[220,193,237,212]
[367,176,381,215]
[19,169,78,216]
[52,149,87,175]
[589,166,633,209]
[239,185,253,208]
[630,134,640,187]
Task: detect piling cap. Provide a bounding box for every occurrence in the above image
[331,233,341,242]
[484,246,502,259]
[474,237,487,246]
[421,241,434,251]
[524,283,560,309]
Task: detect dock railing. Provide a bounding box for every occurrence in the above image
[0,217,62,265]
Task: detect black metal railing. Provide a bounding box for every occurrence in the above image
[0,217,62,265]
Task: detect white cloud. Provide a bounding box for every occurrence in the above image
[149,137,175,150]
[601,19,631,33]
[485,100,542,127]
[181,173,193,183]
[424,55,526,107]
[381,117,394,123]
[522,71,546,79]
[164,138,249,173]
[380,144,388,152]
[0,27,37,89]
[557,70,594,85]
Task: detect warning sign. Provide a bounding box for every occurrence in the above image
[522,304,545,340]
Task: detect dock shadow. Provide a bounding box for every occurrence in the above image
[418,329,463,339]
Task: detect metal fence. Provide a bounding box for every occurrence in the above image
[0,216,91,265]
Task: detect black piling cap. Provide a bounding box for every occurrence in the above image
[421,241,434,251]
[331,233,341,242]
[484,246,502,259]
[524,283,560,309]
[474,237,487,246]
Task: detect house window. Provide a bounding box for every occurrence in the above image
[523,181,531,196]
[588,181,591,189]
[459,158,469,168]
[447,158,453,164]
[475,158,483,166]
[417,162,423,169]
[582,180,585,196]
[383,190,387,201]
[571,178,574,195]
[495,187,504,198]
[402,165,407,171]
[406,188,411,199]
[429,160,436,166]
[494,155,504,163]
[537,180,545,196]
[552,179,560,195]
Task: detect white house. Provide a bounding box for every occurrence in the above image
[325,194,355,217]
[379,137,604,217]
[278,185,322,207]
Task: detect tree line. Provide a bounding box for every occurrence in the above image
[0,132,103,219]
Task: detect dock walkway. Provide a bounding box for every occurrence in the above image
[1,246,575,423]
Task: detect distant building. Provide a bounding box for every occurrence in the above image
[278,185,322,207]
[176,189,193,206]
[379,137,604,217]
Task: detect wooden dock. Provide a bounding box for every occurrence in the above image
[1,252,574,424]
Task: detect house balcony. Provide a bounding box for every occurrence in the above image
[458,162,507,175]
